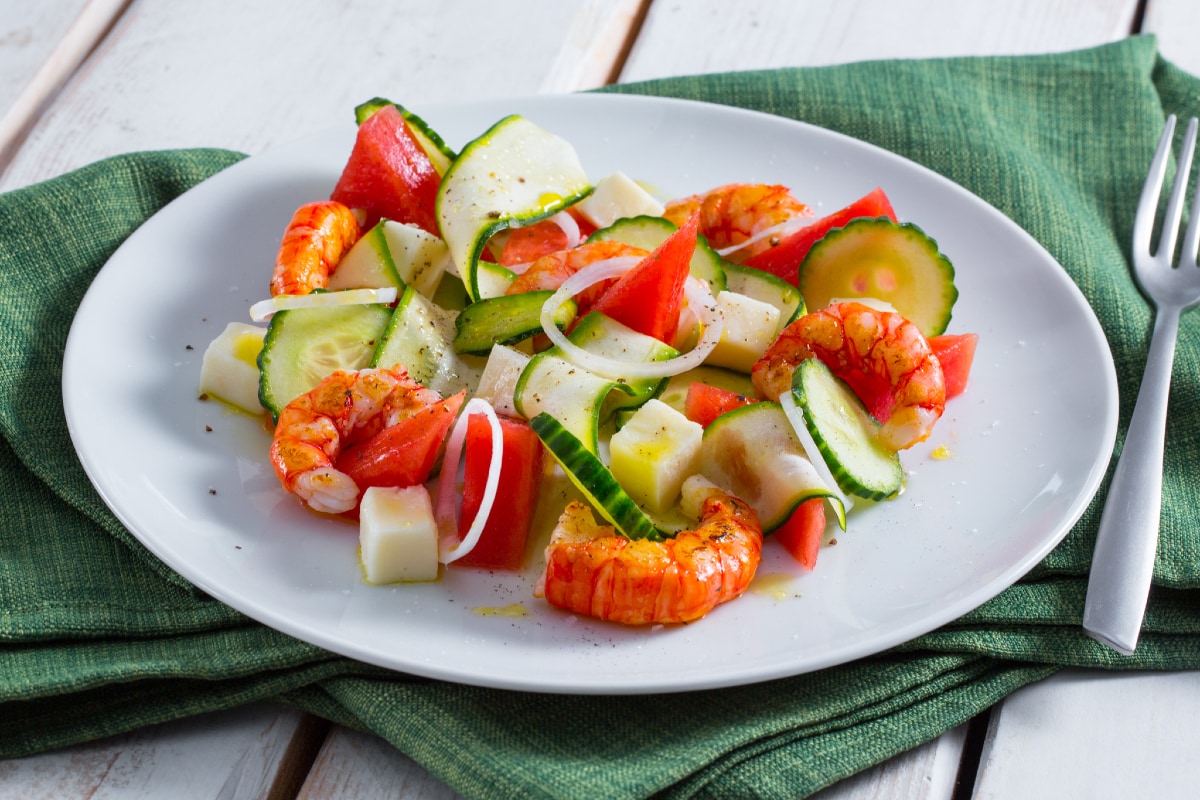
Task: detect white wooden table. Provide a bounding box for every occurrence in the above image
[3,2,1198,797]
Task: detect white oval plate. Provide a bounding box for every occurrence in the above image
[63,94,1117,694]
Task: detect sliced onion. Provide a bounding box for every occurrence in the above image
[538,258,724,380]
[548,210,581,250]
[780,390,853,523]
[436,398,504,564]
[714,214,814,259]
[249,287,398,322]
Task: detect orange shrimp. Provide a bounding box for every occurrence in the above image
[505,240,649,311]
[270,200,361,296]
[752,301,945,451]
[269,367,443,514]
[534,492,762,625]
[662,183,810,262]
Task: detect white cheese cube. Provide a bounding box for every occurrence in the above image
[473,344,532,418]
[609,399,703,513]
[359,485,440,584]
[575,171,665,229]
[705,291,781,373]
[198,322,267,414]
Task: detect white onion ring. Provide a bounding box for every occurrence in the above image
[780,391,853,520]
[548,210,581,250]
[249,287,398,322]
[436,398,504,564]
[714,215,814,259]
[538,258,724,380]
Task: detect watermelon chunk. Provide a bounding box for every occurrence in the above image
[331,105,440,235]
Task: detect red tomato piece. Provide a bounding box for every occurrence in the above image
[334,390,465,491]
[683,382,758,428]
[498,218,569,266]
[772,498,826,570]
[588,211,699,344]
[456,414,546,570]
[743,187,897,286]
[928,333,979,399]
[330,105,441,235]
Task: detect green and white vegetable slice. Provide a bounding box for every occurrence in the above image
[257,302,393,420]
[798,217,956,336]
[370,285,483,397]
[723,261,804,328]
[452,290,576,355]
[699,401,846,531]
[530,412,663,541]
[354,97,456,175]
[436,114,592,301]
[328,219,449,298]
[788,358,903,501]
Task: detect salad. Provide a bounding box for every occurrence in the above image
[197,98,978,626]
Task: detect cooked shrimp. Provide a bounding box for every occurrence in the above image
[752,301,945,451]
[505,240,648,311]
[534,492,762,625]
[662,183,810,262]
[270,200,361,296]
[270,367,443,514]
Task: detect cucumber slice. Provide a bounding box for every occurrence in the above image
[587,214,728,294]
[700,401,845,531]
[354,97,456,175]
[530,413,662,541]
[452,290,577,355]
[790,358,903,501]
[798,217,956,336]
[436,115,591,301]
[258,302,393,420]
[723,262,804,327]
[328,219,449,298]
[370,285,483,397]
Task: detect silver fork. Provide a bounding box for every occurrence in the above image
[1083,115,1200,654]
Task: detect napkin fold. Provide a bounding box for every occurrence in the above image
[2,35,1198,800]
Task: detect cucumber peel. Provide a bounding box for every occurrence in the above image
[354,97,456,174]
[436,115,591,302]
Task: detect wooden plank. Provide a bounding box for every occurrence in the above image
[0,704,324,799]
[972,669,1200,799]
[0,0,125,168]
[1143,0,1200,77]
[620,0,1138,79]
[0,0,643,192]
[813,723,967,800]
[297,727,464,800]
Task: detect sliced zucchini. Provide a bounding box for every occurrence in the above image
[370,285,482,397]
[700,401,845,531]
[587,214,728,294]
[258,302,393,420]
[328,219,448,298]
[723,261,804,327]
[798,217,956,336]
[452,290,576,355]
[354,97,456,175]
[530,413,662,541]
[436,115,591,301]
[790,358,903,501]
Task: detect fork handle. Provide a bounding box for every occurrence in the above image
[1083,306,1181,654]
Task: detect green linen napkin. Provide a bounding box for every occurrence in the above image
[2,35,1198,800]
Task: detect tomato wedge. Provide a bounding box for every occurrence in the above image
[743,188,897,286]
[683,382,758,428]
[456,414,545,570]
[772,498,826,570]
[335,390,466,491]
[588,211,699,344]
[928,333,978,399]
[331,104,442,235]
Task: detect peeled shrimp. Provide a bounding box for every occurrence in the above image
[535,491,762,625]
[505,239,648,311]
[662,183,810,262]
[270,200,361,296]
[752,301,945,451]
[269,367,443,514]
